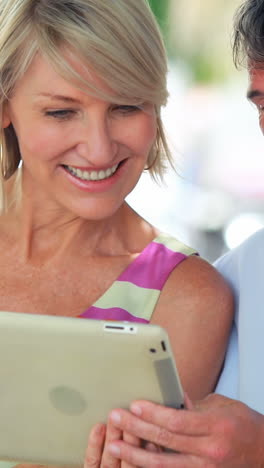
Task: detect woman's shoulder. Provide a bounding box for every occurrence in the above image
[145,231,228,301]
[162,253,232,304]
[149,228,233,320]
[152,232,228,295]
[152,232,197,256]
[133,232,198,292]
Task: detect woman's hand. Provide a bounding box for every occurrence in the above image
[84,419,141,468]
[106,394,264,467]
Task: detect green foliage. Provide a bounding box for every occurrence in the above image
[189,53,228,84]
[148,0,170,42]
[148,0,229,83]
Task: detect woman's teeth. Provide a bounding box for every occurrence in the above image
[65,163,118,181]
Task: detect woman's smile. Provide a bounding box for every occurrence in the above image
[63,163,119,181]
[60,159,128,194]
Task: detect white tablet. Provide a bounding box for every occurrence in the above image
[0,311,184,467]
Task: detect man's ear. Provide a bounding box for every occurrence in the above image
[2,102,11,128]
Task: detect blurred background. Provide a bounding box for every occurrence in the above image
[127,0,264,262]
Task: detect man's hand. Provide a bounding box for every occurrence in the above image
[107,394,264,467]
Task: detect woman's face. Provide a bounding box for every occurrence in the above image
[3,54,157,220]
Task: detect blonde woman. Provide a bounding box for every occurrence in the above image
[0,0,232,466]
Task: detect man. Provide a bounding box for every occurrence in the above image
[104,0,264,465]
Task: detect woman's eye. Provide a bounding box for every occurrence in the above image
[45,109,76,120]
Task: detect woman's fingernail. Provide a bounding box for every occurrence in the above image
[130,403,142,416]
[108,443,121,456]
[110,411,121,423]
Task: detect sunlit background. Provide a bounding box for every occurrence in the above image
[127,0,264,261]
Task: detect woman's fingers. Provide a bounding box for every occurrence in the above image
[102,423,140,467]
[100,419,123,467]
[84,421,140,468]
[84,423,106,468]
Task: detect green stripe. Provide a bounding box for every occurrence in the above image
[155,233,197,256]
[94,281,160,321]
[0,462,17,468]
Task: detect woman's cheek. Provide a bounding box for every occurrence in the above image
[126,116,157,154]
[19,126,71,161]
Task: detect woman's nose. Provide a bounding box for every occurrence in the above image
[77,118,118,166]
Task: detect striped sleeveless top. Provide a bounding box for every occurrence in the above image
[78,233,197,323]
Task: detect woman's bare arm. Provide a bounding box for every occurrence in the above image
[151,255,234,400]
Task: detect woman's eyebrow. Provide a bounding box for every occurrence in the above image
[36,93,82,104]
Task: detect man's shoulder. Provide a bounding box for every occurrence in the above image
[214,228,264,290]
[215,228,264,266]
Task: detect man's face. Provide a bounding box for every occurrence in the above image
[247,64,264,133]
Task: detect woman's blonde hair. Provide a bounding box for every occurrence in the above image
[0,0,172,210]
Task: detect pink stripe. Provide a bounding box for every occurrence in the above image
[79,306,149,323]
[118,242,187,290]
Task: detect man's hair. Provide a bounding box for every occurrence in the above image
[0,0,172,211]
[233,0,264,67]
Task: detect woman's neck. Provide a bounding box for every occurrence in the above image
[2,196,141,267]
[1,170,156,265]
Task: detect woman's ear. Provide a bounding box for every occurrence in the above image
[2,102,11,128]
